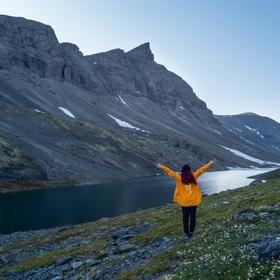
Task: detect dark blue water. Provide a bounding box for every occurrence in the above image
[0,168,273,234]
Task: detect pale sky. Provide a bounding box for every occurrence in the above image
[1,0,280,121]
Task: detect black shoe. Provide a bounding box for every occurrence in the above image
[188,232,194,238]
[183,233,190,240]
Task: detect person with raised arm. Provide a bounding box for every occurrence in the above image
[156,160,215,239]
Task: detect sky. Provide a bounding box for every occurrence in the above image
[1,0,280,121]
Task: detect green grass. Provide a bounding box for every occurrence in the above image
[0,178,78,193]
[0,138,22,168]
[1,179,280,279]
[3,238,107,272]
[118,179,280,279]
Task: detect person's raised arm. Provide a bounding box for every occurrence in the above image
[193,160,215,179]
[155,163,178,180]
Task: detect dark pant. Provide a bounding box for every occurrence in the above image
[181,206,197,234]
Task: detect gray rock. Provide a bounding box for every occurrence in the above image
[106,246,117,256]
[249,234,280,260]
[112,228,134,240]
[135,223,154,234]
[143,273,155,280]
[80,240,90,245]
[119,234,134,241]
[116,243,135,254]
[61,264,71,273]
[55,256,73,265]
[0,15,58,52]
[71,261,83,270]
[51,276,62,280]
[234,209,258,222]
[126,43,154,62]
[85,258,101,266]
[0,255,8,266]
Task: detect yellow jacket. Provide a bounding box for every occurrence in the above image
[159,161,214,207]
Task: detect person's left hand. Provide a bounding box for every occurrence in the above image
[155,163,161,168]
[210,159,216,164]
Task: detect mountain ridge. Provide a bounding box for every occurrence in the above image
[216,113,280,159]
[0,14,279,188]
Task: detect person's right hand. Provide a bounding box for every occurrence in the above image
[155,163,161,168]
[210,159,216,164]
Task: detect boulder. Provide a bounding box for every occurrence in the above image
[116,243,135,254]
[112,228,134,240]
[71,261,82,270]
[234,209,258,222]
[248,234,280,260]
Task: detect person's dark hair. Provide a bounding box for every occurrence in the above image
[181,164,197,185]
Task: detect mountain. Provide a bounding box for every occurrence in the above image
[0,15,279,186]
[216,113,280,158]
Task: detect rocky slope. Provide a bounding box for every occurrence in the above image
[216,113,280,157]
[1,178,279,279]
[0,15,279,187]
[0,138,46,181]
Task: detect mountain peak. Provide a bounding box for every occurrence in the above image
[0,14,58,50]
[126,42,154,62]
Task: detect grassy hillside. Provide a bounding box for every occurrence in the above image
[1,179,280,279]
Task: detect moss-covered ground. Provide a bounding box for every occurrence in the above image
[1,178,280,279]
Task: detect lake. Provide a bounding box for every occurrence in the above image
[0,168,274,234]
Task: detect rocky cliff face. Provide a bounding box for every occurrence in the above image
[0,15,279,185]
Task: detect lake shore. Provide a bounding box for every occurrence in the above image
[1,176,280,279]
[0,167,277,194]
[0,178,79,194]
[1,168,276,235]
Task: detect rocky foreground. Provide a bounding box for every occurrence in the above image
[1,178,280,279]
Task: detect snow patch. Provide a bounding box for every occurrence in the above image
[256,130,264,139]
[92,61,97,65]
[227,166,241,170]
[179,105,185,110]
[239,137,255,145]
[117,95,129,107]
[262,180,266,183]
[220,145,280,166]
[214,129,222,135]
[34,109,44,113]
[235,128,243,132]
[273,146,280,152]
[108,114,148,132]
[58,107,75,118]
[245,125,264,139]
[245,125,254,132]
